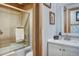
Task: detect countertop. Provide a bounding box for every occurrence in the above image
[48,38,79,48]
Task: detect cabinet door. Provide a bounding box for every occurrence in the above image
[62,46,79,56]
[48,43,62,56]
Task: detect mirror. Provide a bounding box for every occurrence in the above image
[70,10,79,33]
[64,4,79,34]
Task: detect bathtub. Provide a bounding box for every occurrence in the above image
[2,46,32,56]
[26,50,33,56]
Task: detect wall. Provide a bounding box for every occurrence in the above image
[0,6,33,48]
[56,4,64,34]
[0,7,21,47]
[40,4,56,56]
[21,12,29,27]
[55,3,69,34]
[40,3,67,56]
[50,3,79,34]
[40,3,79,56]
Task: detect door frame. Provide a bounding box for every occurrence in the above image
[32,3,42,56]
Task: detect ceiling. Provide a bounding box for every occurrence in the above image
[5,3,33,8]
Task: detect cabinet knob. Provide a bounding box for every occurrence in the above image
[59,49,61,51]
[63,49,65,51]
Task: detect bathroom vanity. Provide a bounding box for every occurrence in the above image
[48,3,79,56]
[47,37,79,56]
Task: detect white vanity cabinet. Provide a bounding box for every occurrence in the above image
[48,43,79,56]
[48,43,62,56]
[62,46,79,56]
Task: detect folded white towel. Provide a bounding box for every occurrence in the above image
[16,28,24,42]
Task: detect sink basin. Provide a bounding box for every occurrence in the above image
[48,38,79,48]
[61,37,79,44]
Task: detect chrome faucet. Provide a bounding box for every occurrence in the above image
[64,35,71,40]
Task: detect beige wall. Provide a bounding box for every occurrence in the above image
[0,7,22,47]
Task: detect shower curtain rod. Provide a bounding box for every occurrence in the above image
[0,4,27,12]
